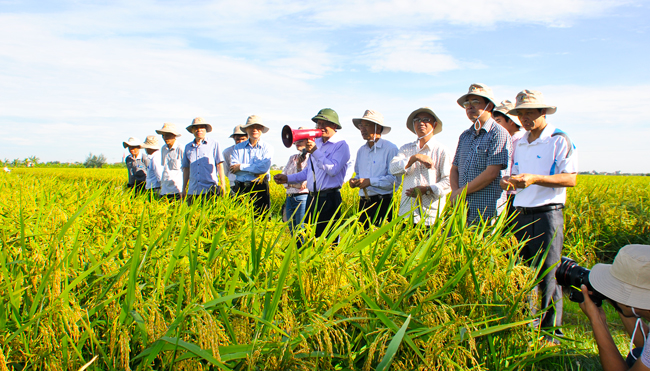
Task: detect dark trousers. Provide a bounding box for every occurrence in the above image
[127,181,147,194]
[358,194,393,228]
[513,208,564,330]
[306,190,342,238]
[233,180,270,217]
[187,186,221,206]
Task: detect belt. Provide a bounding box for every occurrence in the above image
[364,193,392,202]
[235,179,267,188]
[516,203,564,215]
[309,187,340,197]
[287,192,308,198]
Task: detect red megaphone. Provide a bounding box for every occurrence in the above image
[281,125,322,148]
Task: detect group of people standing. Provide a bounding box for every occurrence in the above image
[122,83,578,342]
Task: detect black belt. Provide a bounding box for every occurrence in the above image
[287,192,308,198]
[235,179,268,188]
[309,187,340,197]
[363,193,392,202]
[516,203,563,215]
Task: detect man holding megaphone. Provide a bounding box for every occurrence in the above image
[274,108,351,239]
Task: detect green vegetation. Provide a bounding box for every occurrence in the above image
[1,169,648,370]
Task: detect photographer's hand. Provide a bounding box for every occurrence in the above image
[579,285,630,371]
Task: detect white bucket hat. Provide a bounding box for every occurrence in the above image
[140,135,160,149]
[186,117,213,133]
[589,244,650,310]
[456,83,496,108]
[123,137,141,148]
[352,110,391,134]
[494,100,520,125]
[230,125,247,138]
[508,90,557,116]
[241,115,269,133]
[156,123,182,137]
[406,107,443,135]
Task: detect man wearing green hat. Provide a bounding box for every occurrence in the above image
[274,108,350,238]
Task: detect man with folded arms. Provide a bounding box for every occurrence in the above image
[501,89,578,342]
[349,109,399,228]
[390,107,451,226]
[181,117,226,204]
[451,83,511,225]
[230,115,273,217]
[156,123,184,200]
[274,108,350,238]
[123,137,149,193]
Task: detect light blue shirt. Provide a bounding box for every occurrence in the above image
[181,137,224,195]
[230,139,273,182]
[222,145,237,184]
[354,138,401,196]
[286,132,350,192]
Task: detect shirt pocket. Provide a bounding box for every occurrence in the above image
[473,144,489,168]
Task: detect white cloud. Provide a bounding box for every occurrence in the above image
[359,34,460,74]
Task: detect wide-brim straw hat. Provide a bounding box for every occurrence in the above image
[508,89,557,116]
[589,244,650,310]
[123,137,141,148]
[240,115,269,133]
[457,83,496,108]
[311,108,341,129]
[156,122,182,137]
[494,100,520,125]
[230,125,247,138]
[406,107,443,135]
[352,109,391,134]
[186,117,213,133]
[140,135,161,149]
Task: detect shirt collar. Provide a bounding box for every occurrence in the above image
[476,117,496,133]
[192,138,208,147]
[246,139,264,148]
[520,122,556,145]
[319,131,343,145]
[364,137,383,150]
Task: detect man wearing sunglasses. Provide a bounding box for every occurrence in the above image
[274,108,350,238]
[450,83,512,225]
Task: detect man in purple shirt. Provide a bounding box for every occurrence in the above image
[181,117,226,205]
[274,108,350,238]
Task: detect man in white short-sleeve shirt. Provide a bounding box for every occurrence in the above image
[501,89,578,342]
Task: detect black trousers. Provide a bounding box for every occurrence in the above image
[513,208,564,330]
[187,186,221,206]
[306,190,342,238]
[358,194,393,228]
[233,180,270,217]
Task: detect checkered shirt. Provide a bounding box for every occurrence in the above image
[452,118,512,224]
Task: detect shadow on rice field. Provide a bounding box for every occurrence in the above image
[1,169,649,370]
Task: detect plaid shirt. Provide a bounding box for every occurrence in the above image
[452,118,512,224]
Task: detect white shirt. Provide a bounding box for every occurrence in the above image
[512,123,578,208]
[353,138,401,196]
[222,145,237,185]
[145,150,163,189]
[389,136,452,225]
[160,142,184,195]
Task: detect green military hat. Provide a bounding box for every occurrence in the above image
[311,108,341,129]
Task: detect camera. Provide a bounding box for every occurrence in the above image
[555,257,606,307]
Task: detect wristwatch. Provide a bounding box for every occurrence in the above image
[425,187,432,196]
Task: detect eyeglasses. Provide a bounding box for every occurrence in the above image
[462,99,483,108]
[315,122,331,129]
[413,117,434,124]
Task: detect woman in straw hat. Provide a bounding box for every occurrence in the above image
[122,137,149,193]
[281,128,310,235]
[156,123,184,199]
[579,244,650,370]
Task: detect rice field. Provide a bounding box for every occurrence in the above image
[1,168,649,370]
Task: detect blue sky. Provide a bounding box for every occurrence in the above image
[1,0,649,173]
